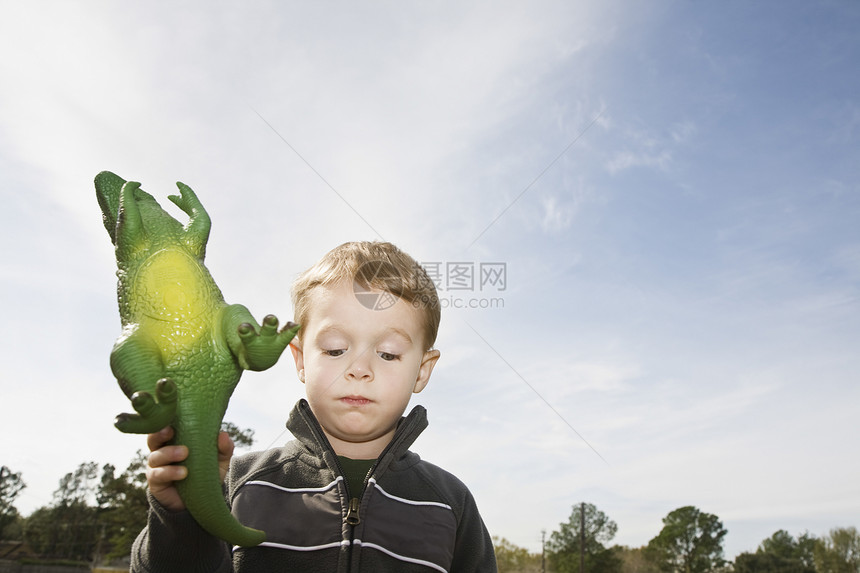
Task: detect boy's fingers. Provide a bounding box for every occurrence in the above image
[146,426,174,452]
[148,445,188,468]
[217,431,235,460]
[146,464,188,486]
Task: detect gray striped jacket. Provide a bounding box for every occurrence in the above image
[132,399,497,572]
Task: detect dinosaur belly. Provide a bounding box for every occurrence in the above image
[129,248,222,364]
[133,249,213,320]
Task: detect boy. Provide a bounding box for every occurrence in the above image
[134,241,498,572]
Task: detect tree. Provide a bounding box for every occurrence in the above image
[221,421,256,449]
[54,461,100,506]
[23,462,101,561]
[20,424,255,563]
[762,530,817,567]
[22,453,151,565]
[493,536,542,573]
[96,451,149,562]
[0,465,26,540]
[616,545,660,573]
[21,424,255,564]
[645,506,727,573]
[814,527,860,573]
[547,502,622,573]
[734,529,817,573]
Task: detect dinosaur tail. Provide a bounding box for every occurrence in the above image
[176,427,266,548]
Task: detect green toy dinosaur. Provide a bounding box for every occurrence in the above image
[95,171,298,547]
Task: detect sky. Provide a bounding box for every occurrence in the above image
[1,0,858,561]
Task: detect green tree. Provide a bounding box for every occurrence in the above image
[0,465,26,540]
[813,527,860,573]
[493,536,542,572]
[734,529,817,573]
[23,462,101,561]
[23,453,152,564]
[96,451,149,562]
[20,426,254,563]
[616,545,660,573]
[645,506,727,573]
[547,502,622,573]
[221,421,256,449]
[54,461,100,506]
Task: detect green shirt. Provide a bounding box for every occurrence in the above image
[337,456,375,499]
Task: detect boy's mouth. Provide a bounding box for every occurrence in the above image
[341,395,371,406]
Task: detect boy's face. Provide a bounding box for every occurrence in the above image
[290,279,440,459]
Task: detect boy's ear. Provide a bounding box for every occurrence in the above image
[413,349,440,394]
[290,340,305,383]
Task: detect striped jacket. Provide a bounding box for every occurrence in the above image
[131,399,497,572]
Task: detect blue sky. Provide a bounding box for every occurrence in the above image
[1,0,858,560]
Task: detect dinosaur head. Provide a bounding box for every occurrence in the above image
[95,170,126,243]
[95,170,164,245]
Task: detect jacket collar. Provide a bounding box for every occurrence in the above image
[286,399,428,467]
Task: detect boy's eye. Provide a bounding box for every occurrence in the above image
[378,352,400,361]
[324,349,345,357]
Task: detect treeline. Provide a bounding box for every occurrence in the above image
[1,456,154,565]
[0,456,148,564]
[3,457,857,571]
[0,423,255,565]
[493,502,860,573]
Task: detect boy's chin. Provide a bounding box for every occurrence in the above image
[330,423,397,445]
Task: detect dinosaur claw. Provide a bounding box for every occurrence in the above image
[156,378,178,404]
[238,323,254,338]
[114,412,133,429]
[260,315,279,336]
[114,385,178,434]
[131,391,156,415]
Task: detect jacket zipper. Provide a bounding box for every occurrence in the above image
[342,422,408,528]
[298,400,418,527]
[329,454,361,527]
[296,400,425,571]
[346,497,361,525]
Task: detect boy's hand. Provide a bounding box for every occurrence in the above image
[145,427,235,513]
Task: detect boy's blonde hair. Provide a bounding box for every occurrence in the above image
[291,241,441,350]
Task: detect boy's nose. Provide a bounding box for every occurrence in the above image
[345,349,373,381]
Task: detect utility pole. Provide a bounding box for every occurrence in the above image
[541,529,546,573]
[580,502,585,573]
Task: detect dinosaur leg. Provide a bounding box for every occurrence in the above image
[174,405,266,547]
[110,330,178,434]
[168,181,211,259]
[221,304,300,371]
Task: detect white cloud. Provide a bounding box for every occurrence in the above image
[540,194,573,232]
[670,120,697,143]
[606,149,673,173]
[603,117,697,175]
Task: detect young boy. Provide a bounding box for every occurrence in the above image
[133,241,498,572]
